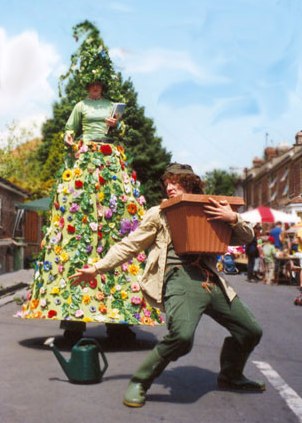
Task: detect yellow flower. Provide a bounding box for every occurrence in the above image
[83,317,93,322]
[110,287,116,294]
[60,252,69,263]
[82,295,91,305]
[128,264,139,276]
[137,208,145,218]
[67,297,72,305]
[98,192,104,202]
[73,168,82,178]
[52,214,60,225]
[54,245,62,255]
[50,287,60,295]
[62,169,73,181]
[109,223,116,229]
[121,291,128,300]
[107,309,120,319]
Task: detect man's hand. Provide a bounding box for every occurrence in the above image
[69,266,97,285]
[202,197,238,224]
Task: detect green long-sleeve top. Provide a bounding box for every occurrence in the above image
[65,98,114,141]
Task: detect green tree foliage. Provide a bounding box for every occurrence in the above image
[203,169,239,196]
[34,20,171,205]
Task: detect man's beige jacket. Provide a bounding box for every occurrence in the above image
[95,205,254,310]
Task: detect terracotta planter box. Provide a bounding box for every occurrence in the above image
[160,194,245,254]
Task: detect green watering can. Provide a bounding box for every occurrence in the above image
[45,337,108,384]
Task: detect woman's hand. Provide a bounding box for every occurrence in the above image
[69,266,97,285]
[105,117,118,128]
[202,197,238,224]
[64,133,75,146]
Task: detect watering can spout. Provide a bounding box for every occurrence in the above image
[44,337,71,378]
[44,336,108,384]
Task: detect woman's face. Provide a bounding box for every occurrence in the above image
[164,177,187,198]
[87,82,103,99]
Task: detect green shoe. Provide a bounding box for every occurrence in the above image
[123,381,147,408]
[217,375,266,392]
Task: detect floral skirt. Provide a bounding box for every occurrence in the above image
[18,141,163,326]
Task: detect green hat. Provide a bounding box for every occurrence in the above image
[164,162,195,175]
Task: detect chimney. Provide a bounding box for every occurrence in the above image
[264,147,277,160]
[252,157,264,168]
[295,131,302,145]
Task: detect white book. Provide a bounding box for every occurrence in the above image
[111,102,126,120]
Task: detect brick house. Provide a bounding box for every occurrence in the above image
[243,131,302,219]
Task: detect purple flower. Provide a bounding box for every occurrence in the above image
[70,203,80,213]
[97,245,103,254]
[120,219,132,235]
[131,218,139,232]
[105,209,113,219]
[86,245,93,254]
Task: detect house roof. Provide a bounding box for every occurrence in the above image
[17,197,51,211]
[0,177,30,198]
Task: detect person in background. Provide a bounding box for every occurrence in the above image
[245,225,261,282]
[70,162,265,408]
[262,236,276,285]
[269,222,283,251]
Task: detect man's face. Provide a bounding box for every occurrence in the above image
[164,177,187,198]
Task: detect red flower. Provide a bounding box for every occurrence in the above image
[75,180,84,189]
[132,170,137,181]
[89,278,98,289]
[48,310,57,319]
[98,176,106,185]
[67,225,76,234]
[54,201,60,210]
[127,203,138,215]
[98,231,103,239]
[100,144,112,155]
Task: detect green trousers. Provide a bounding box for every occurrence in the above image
[156,265,262,377]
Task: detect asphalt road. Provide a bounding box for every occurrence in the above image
[0,271,301,423]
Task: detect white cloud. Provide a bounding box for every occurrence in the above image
[0,27,60,131]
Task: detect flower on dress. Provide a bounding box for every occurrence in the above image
[43,261,52,271]
[127,203,137,215]
[137,252,146,262]
[105,209,113,219]
[131,296,142,305]
[89,222,98,231]
[75,180,84,189]
[70,203,80,213]
[75,309,84,318]
[128,264,139,275]
[131,282,140,292]
[62,169,73,181]
[48,310,57,319]
[101,144,112,155]
[67,225,76,234]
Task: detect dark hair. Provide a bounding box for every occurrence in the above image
[161,172,205,194]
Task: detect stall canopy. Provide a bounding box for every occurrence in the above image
[16,197,51,212]
[240,206,300,224]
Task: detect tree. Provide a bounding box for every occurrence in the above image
[203,169,239,196]
[34,20,171,205]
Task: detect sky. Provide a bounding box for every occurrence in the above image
[1,0,302,177]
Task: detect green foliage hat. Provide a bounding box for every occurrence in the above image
[59,21,115,95]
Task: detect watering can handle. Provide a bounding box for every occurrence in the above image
[76,338,108,375]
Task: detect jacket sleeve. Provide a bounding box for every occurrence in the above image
[65,102,82,137]
[229,213,254,245]
[95,207,160,273]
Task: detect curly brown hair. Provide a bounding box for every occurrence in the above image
[161,172,205,194]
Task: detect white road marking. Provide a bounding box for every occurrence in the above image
[253,360,302,422]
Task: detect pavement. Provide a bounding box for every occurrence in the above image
[0,268,33,306]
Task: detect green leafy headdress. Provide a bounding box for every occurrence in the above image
[59,21,115,96]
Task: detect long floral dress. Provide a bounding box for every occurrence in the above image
[19,99,163,326]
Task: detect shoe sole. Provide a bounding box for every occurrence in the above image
[217,381,266,392]
[123,399,145,408]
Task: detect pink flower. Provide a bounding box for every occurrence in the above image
[89,222,98,231]
[131,282,140,292]
[121,263,128,272]
[137,195,146,205]
[137,253,146,262]
[131,296,142,305]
